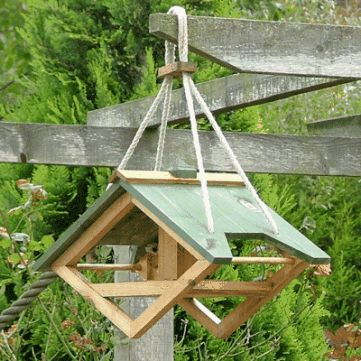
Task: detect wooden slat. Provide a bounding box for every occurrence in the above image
[158,228,178,280]
[1,122,361,176]
[150,13,361,78]
[87,73,350,128]
[217,260,308,338]
[158,62,196,78]
[34,181,127,271]
[179,298,220,336]
[53,266,132,336]
[92,280,272,297]
[131,197,205,261]
[52,193,133,267]
[130,260,218,338]
[117,170,244,186]
[232,256,294,265]
[76,263,141,271]
[308,114,361,137]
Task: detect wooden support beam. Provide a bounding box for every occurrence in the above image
[52,193,134,267]
[307,114,361,137]
[1,122,361,176]
[53,266,132,335]
[179,298,220,336]
[232,256,295,265]
[158,228,178,280]
[217,260,308,338]
[92,280,272,297]
[117,170,244,186]
[87,73,350,128]
[150,13,361,78]
[130,260,218,338]
[76,263,141,271]
[179,260,308,338]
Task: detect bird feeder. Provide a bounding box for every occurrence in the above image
[33,170,330,339]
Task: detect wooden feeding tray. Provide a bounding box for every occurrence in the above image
[34,170,330,339]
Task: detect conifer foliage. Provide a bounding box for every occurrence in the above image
[0,0,360,359]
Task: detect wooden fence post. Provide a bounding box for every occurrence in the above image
[87,113,174,361]
[113,246,174,361]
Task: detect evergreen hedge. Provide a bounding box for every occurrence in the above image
[0,0,360,359]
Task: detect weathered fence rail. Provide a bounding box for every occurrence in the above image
[88,73,350,127]
[150,14,361,78]
[1,122,360,176]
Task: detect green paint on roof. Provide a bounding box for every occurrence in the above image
[34,177,330,271]
[120,181,330,265]
[33,182,126,271]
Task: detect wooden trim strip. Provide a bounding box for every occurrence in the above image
[117,170,244,186]
[53,266,132,336]
[2,122,361,176]
[91,280,272,297]
[232,256,295,265]
[52,193,134,267]
[130,260,218,338]
[76,263,141,271]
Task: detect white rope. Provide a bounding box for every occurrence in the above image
[189,81,279,234]
[169,6,214,233]
[183,72,214,232]
[154,76,172,171]
[154,26,176,171]
[115,5,278,235]
[165,6,278,234]
[117,79,169,171]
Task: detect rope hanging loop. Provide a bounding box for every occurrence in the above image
[116,5,279,235]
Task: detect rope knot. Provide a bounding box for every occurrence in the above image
[157,62,196,79]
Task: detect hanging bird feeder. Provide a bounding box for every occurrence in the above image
[33,169,330,339]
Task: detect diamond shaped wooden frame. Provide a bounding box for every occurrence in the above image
[50,192,218,338]
[50,189,310,339]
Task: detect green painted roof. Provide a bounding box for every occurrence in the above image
[121,181,330,265]
[33,182,126,271]
[34,177,330,271]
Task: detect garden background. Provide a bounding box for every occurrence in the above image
[0,0,360,360]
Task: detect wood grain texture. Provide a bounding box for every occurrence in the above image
[52,193,133,267]
[87,73,349,128]
[33,181,127,271]
[117,170,244,186]
[130,260,218,338]
[92,280,272,297]
[1,122,361,176]
[124,182,330,265]
[217,260,308,338]
[307,114,361,137]
[157,228,178,280]
[53,266,132,335]
[150,13,361,78]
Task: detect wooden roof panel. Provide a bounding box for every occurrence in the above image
[123,181,330,264]
[34,174,330,271]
